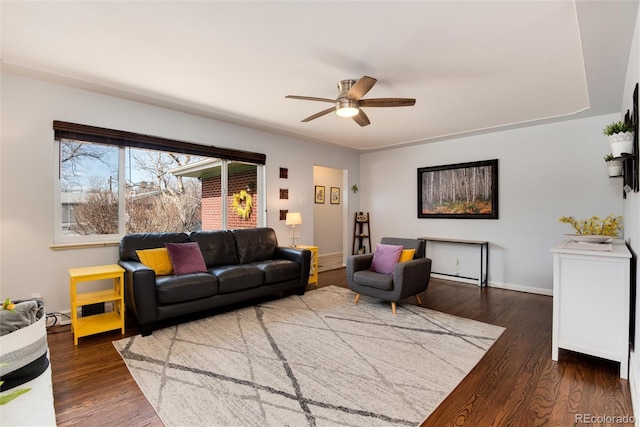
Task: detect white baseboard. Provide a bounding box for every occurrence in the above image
[319,251,342,257]
[488,281,553,296]
[52,303,115,327]
[431,274,553,296]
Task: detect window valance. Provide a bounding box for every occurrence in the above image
[53,121,266,165]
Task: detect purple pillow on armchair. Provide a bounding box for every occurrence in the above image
[165,242,207,275]
[370,243,403,275]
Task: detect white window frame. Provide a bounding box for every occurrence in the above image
[53,141,125,245]
[53,139,266,245]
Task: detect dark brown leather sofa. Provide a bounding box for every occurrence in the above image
[119,227,310,335]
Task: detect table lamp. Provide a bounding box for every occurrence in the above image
[285,212,302,247]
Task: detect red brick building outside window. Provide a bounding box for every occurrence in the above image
[201,169,258,230]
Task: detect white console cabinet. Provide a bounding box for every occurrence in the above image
[551,240,631,379]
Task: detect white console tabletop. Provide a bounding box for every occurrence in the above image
[551,239,631,379]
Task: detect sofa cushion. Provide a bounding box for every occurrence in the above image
[353,270,394,291]
[120,232,189,262]
[252,259,301,284]
[370,243,403,275]
[232,228,278,264]
[165,242,207,275]
[136,248,173,276]
[380,237,426,259]
[189,230,238,267]
[156,273,218,304]
[211,265,263,293]
[398,249,416,263]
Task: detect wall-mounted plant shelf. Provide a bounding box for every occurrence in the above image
[621,83,638,199]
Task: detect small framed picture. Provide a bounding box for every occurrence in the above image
[314,185,325,204]
[330,187,340,204]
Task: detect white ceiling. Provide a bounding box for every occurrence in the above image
[1,1,638,151]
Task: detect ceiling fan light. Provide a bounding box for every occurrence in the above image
[336,99,359,117]
[336,107,359,118]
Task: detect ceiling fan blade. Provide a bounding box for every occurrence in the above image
[286,95,336,103]
[347,76,377,100]
[359,98,416,107]
[301,107,335,122]
[352,109,370,127]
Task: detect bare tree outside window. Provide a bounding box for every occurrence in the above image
[60,141,118,235]
[125,149,202,233]
[60,140,202,236]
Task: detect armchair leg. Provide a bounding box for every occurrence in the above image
[415,294,422,305]
[391,302,397,315]
[354,293,361,304]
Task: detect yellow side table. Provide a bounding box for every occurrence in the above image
[68,264,125,345]
[295,245,318,287]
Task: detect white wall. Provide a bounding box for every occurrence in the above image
[0,69,631,311]
[360,114,623,294]
[313,165,343,254]
[0,72,360,313]
[622,2,640,414]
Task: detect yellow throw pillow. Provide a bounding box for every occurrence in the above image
[136,248,173,276]
[398,249,416,263]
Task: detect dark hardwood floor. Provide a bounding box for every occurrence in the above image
[47,268,634,426]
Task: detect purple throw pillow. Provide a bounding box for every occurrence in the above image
[165,242,207,275]
[370,243,403,275]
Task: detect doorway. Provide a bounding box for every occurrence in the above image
[313,165,346,272]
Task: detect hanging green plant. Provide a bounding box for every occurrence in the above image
[602,121,633,136]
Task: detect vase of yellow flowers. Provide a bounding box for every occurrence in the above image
[559,214,622,242]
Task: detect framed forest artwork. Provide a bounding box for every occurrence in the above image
[417,159,498,219]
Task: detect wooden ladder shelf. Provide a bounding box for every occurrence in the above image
[352,212,372,255]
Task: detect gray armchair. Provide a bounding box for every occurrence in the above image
[346,237,432,314]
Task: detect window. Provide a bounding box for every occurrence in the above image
[60,140,121,237]
[54,121,265,244]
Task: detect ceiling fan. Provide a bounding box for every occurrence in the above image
[285,76,416,127]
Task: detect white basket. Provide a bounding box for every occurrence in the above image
[0,307,55,426]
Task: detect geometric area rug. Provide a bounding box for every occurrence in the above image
[113,286,504,426]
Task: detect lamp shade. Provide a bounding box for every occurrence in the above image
[285,212,302,226]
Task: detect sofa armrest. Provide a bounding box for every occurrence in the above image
[118,260,158,324]
[346,254,374,288]
[275,247,311,287]
[393,258,432,299]
[276,246,304,262]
